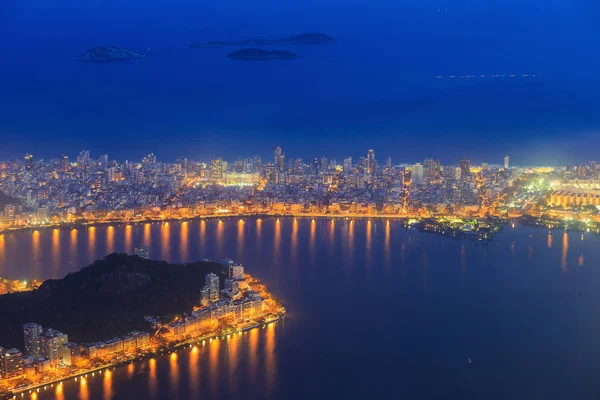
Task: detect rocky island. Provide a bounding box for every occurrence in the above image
[227,48,301,60]
[191,32,336,48]
[77,46,147,62]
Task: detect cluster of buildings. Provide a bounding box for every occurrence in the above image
[1,148,599,230]
[166,259,265,339]
[0,322,150,384]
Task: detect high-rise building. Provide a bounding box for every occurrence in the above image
[274,147,286,171]
[386,156,392,169]
[411,163,424,186]
[366,150,376,175]
[210,158,226,181]
[320,157,328,170]
[265,165,279,184]
[230,263,244,280]
[200,286,210,306]
[134,244,149,259]
[24,153,33,171]
[343,157,352,172]
[61,155,70,172]
[40,329,70,366]
[23,322,43,357]
[206,273,220,301]
[504,155,510,169]
[0,348,24,379]
[459,157,471,178]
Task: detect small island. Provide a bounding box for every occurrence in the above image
[227,48,300,60]
[191,32,336,48]
[0,253,285,398]
[77,46,147,62]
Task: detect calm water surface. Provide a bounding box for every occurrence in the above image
[2,219,600,399]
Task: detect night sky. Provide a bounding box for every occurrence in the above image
[1,0,599,165]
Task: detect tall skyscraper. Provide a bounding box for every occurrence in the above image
[40,329,69,366]
[412,163,424,186]
[206,273,220,301]
[274,147,286,171]
[386,156,392,169]
[23,322,43,357]
[320,157,328,170]
[459,157,471,178]
[343,157,352,172]
[61,155,70,172]
[504,155,510,169]
[366,150,376,175]
[24,154,33,171]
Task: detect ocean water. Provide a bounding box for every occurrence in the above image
[3,219,600,399]
[1,0,599,163]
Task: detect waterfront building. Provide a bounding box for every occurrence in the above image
[40,329,70,366]
[0,348,24,379]
[23,322,43,358]
[4,204,16,220]
[200,286,210,306]
[231,263,244,280]
[134,244,149,259]
[206,273,220,301]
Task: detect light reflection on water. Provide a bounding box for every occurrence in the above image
[6,220,600,400]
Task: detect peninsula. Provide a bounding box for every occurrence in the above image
[227,48,301,60]
[0,253,285,398]
[190,32,336,48]
[77,46,147,62]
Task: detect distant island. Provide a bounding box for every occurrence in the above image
[227,48,301,60]
[77,46,147,62]
[191,32,336,48]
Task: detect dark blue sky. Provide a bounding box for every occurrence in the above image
[1,0,599,165]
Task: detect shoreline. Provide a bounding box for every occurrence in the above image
[3,314,284,399]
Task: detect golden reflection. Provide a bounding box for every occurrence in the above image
[561,232,569,271]
[209,335,220,395]
[127,362,135,379]
[547,232,552,248]
[309,219,316,255]
[32,230,40,263]
[143,223,151,249]
[148,358,157,396]
[169,352,179,390]
[124,225,133,253]
[103,368,113,400]
[55,383,64,400]
[51,229,60,273]
[578,255,584,267]
[79,377,89,400]
[180,221,189,261]
[88,227,96,261]
[291,218,298,257]
[365,221,372,269]
[228,333,239,392]
[273,219,281,261]
[106,226,115,254]
[200,220,206,254]
[237,219,245,260]
[384,221,390,262]
[248,327,258,377]
[265,323,277,395]
[256,218,262,241]
[161,222,170,261]
[216,219,225,257]
[189,346,200,397]
[460,244,466,272]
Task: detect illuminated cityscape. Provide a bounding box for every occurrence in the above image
[1,149,599,239]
